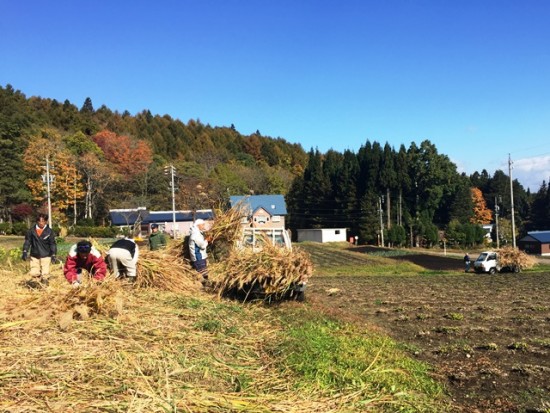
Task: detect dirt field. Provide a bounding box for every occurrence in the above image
[307,246,550,413]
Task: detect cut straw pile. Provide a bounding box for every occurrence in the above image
[210,241,313,299]
[205,202,314,300]
[497,246,536,270]
[2,274,125,330]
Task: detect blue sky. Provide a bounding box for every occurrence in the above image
[1,0,549,192]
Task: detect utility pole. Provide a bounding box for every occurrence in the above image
[379,196,385,247]
[494,196,500,249]
[44,155,53,228]
[508,154,516,248]
[165,164,177,239]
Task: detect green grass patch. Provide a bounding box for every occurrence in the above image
[273,307,449,412]
[300,242,424,276]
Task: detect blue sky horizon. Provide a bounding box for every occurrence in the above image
[2,0,549,192]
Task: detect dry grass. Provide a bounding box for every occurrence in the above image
[0,265,352,413]
[210,242,313,299]
[497,246,536,270]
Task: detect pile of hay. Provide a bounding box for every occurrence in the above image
[3,275,125,329]
[203,204,314,300]
[137,248,200,292]
[209,241,313,300]
[497,246,536,270]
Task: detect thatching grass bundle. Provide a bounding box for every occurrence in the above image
[136,248,201,292]
[3,274,125,330]
[209,241,314,300]
[195,202,315,300]
[497,246,536,270]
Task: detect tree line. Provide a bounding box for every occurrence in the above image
[287,144,549,247]
[1,83,549,246]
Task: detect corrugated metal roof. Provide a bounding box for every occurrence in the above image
[110,209,214,226]
[526,231,550,243]
[229,195,287,216]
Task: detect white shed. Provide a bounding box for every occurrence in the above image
[297,228,347,243]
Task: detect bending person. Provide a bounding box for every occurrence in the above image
[107,237,139,282]
[64,240,107,287]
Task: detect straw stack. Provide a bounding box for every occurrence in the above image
[203,203,314,300]
[136,248,200,292]
[209,239,314,300]
[3,275,125,329]
[497,246,535,270]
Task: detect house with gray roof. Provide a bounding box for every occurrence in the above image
[518,230,550,255]
[109,208,214,239]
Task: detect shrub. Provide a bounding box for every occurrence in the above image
[69,226,118,238]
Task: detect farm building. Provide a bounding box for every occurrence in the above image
[518,230,550,255]
[297,228,348,243]
[109,208,214,239]
[229,195,287,229]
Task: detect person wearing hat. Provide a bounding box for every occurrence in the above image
[188,218,211,284]
[148,223,167,251]
[64,240,107,287]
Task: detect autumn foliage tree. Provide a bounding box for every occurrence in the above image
[470,187,493,225]
[23,129,85,223]
[92,130,153,178]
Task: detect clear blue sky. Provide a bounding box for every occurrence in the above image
[2,0,549,192]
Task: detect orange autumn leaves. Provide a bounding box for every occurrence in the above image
[92,130,152,177]
[470,187,493,225]
[23,128,152,216]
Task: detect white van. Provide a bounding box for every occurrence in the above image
[473,251,520,274]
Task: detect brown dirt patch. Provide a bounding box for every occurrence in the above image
[307,249,550,413]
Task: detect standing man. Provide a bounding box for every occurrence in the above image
[22,213,57,286]
[64,240,107,287]
[106,236,139,282]
[464,252,471,273]
[148,223,167,251]
[188,219,211,284]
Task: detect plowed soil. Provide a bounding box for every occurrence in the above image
[306,246,550,413]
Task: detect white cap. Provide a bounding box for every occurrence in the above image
[194,219,205,225]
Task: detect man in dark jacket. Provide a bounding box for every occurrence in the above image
[22,213,57,286]
[148,223,167,250]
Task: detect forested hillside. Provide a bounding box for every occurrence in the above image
[0,84,307,227]
[1,84,549,245]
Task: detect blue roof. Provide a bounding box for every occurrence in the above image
[110,209,214,226]
[523,231,550,243]
[229,195,287,216]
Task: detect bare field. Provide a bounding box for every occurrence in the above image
[305,245,550,413]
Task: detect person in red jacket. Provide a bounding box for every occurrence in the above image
[64,240,107,287]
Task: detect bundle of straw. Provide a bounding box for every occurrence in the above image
[209,241,314,300]
[4,275,125,330]
[136,248,200,292]
[497,246,535,270]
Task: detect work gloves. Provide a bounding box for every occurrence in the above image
[21,251,28,261]
[72,281,81,289]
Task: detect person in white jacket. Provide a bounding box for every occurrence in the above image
[188,219,210,283]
